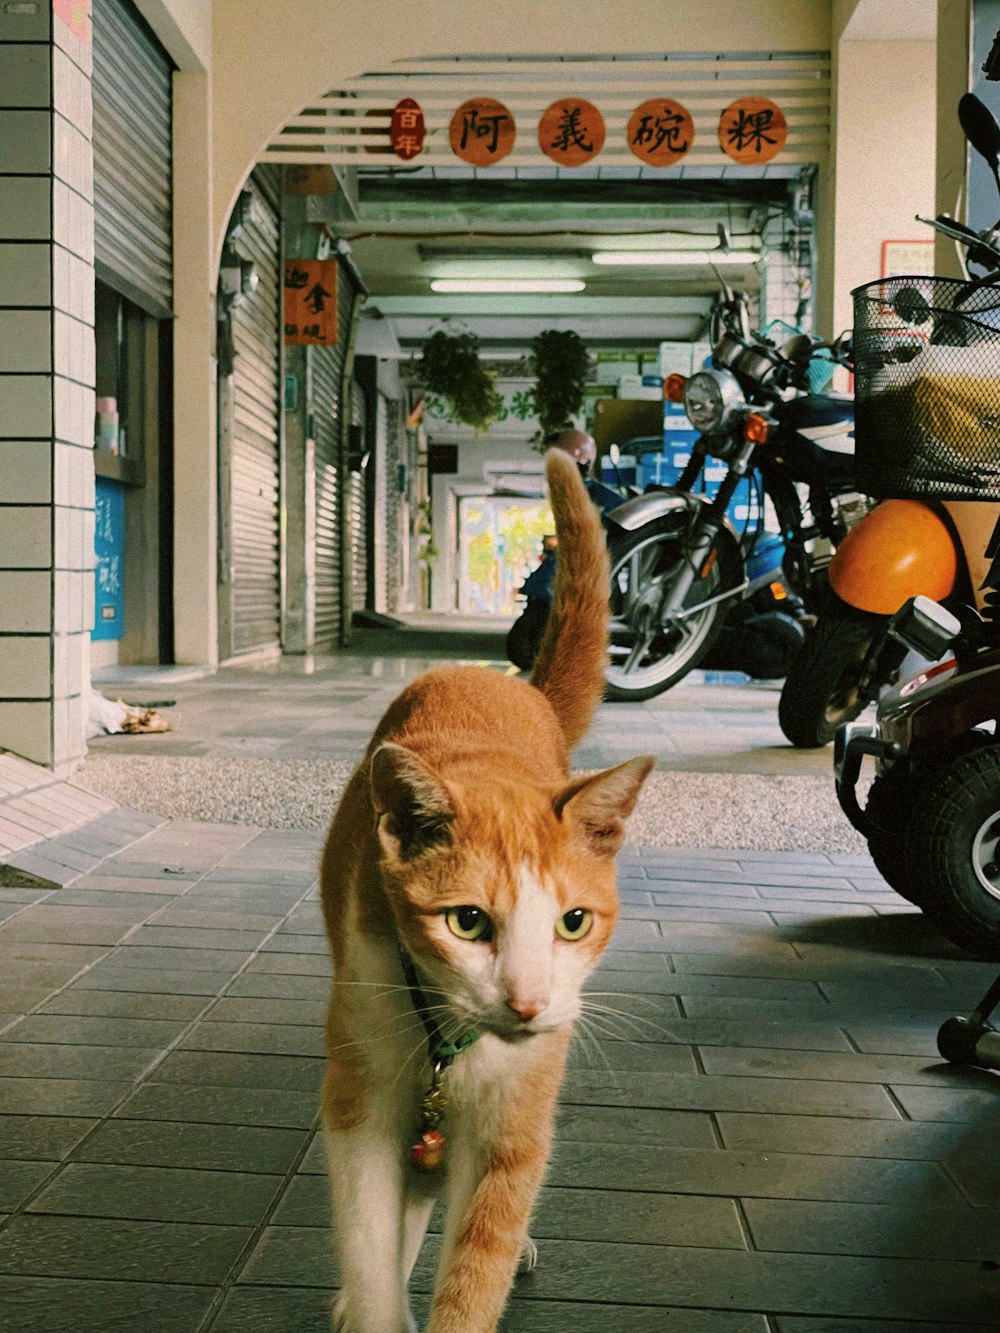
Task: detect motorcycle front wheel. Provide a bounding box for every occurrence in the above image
[777,596,885,748]
[604,521,729,702]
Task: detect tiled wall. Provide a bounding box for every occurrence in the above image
[0,5,94,772]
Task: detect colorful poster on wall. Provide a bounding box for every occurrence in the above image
[627,99,694,167]
[389,97,426,161]
[53,0,89,44]
[284,259,338,345]
[718,96,787,164]
[450,98,516,165]
[538,99,605,167]
[93,476,124,641]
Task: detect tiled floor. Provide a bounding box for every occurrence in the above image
[3,628,1000,1329]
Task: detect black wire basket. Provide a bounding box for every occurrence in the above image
[851,274,1000,500]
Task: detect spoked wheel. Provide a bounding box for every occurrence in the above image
[604,521,729,702]
[777,596,885,748]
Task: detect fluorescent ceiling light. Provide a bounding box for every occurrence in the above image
[430,278,585,293]
[592,250,759,266]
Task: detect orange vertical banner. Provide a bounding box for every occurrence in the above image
[284,259,338,346]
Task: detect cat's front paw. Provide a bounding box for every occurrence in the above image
[518,1236,538,1273]
[332,1290,416,1333]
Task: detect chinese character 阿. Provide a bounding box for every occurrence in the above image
[726,107,777,155]
[459,108,510,155]
[550,106,594,155]
[304,283,333,315]
[632,110,688,156]
[285,266,310,290]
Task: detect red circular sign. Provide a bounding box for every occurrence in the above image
[627,99,694,167]
[450,98,516,165]
[538,99,605,167]
[718,97,787,165]
[390,98,426,161]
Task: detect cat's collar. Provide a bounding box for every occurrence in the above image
[397,944,481,1072]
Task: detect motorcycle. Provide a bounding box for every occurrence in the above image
[598,293,864,700]
[778,92,1000,749]
[833,91,1000,956]
[506,437,810,681]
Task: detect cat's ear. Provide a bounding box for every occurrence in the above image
[370,742,455,861]
[554,755,654,857]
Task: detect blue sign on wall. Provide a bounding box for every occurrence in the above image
[93,477,125,641]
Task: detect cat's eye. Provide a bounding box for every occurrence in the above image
[445,906,492,942]
[556,908,593,941]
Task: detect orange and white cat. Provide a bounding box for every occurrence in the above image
[319,448,653,1333]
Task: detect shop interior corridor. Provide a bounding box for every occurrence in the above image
[2,622,1000,1329]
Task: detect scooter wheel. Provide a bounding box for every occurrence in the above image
[905,743,1000,958]
[777,597,884,748]
[864,762,931,907]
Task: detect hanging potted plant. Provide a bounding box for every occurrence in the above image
[529,329,591,443]
[418,330,502,433]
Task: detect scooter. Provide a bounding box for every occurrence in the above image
[833,91,1000,957]
[779,92,1000,749]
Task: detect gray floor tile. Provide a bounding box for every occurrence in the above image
[154,1049,324,1092]
[0,1212,254,1283]
[0,1115,96,1161]
[3,1014,187,1048]
[179,1021,325,1058]
[207,996,326,1026]
[114,1081,319,1129]
[0,1042,159,1082]
[743,1196,1000,1260]
[0,1159,52,1210]
[27,1162,283,1225]
[224,972,330,1001]
[69,964,235,995]
[72,1118,309,1174]
[208,1285,337,1333]
[716,1112,975,1161]
[561,1070,901,1118]
[38,989,207,1020]
[0,1078,132,1117]
[0,1275,215,1333]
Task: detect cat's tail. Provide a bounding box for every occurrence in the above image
[529,448,609,749]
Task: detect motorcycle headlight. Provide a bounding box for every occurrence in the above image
[682,369,745,434]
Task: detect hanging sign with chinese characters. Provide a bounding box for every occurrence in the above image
[627,99,694,167]
[390,97,427,161]
[718,96,787,165]
[284,259,338,346]
[450,98,516,166]
[538,99,605,167]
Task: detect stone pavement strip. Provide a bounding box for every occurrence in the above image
[3,813,1000,1329]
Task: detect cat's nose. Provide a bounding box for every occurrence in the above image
[506,996,545,1022]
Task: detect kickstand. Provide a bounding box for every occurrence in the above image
[938,972,1000,1070]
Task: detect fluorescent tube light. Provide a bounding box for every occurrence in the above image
[591,250,759,266]
[430,278,586,293]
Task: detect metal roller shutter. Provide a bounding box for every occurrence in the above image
[229,176,281,657]
[312,260,362,646]
[92,0,173,316]
[349,383,368,614]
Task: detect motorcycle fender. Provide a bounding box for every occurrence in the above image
[604,491,744,592]
[828,499,958,615]
[603,488,705,533]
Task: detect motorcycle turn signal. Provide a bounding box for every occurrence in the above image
[743,412,771,445]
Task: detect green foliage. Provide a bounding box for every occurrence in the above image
[530,329,591,440]
[418,331,502,432]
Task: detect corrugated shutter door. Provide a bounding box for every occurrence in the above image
[312,337,345,648]
[229,178,281,657]
[92,0,172,316]
[374,394,389,611]
[311,259,361,646]
[349,384,368,614]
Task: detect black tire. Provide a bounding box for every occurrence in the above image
[864,762,932,906]
[603,519,729,702]
[777,597,885,748]
[506,601,548,672]
[905,744,1000,957]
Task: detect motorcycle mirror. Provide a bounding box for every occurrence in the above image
[609,444,621,465]
[891,285,932,326]
[958,91,1000,197]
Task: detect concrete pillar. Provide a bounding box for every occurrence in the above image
[0,4,94,771]
[818,14,938,340]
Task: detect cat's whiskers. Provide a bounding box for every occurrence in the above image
[570,1012,620,1084]
[580,996,678,1043]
